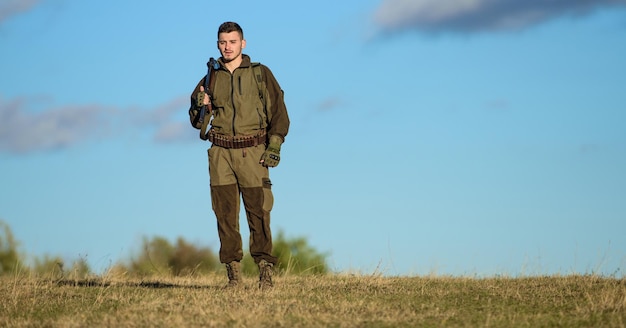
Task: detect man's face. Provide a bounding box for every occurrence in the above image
[217,31,245,63]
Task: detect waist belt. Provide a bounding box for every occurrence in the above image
[208,130,267,149]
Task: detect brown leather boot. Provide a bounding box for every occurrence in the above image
[225,261,242,288]
[258,259,274,289]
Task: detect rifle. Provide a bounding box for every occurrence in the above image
[198,57,219,140]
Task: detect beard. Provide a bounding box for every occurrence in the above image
[221,50,241,63]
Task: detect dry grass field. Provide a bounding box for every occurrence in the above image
[1,273,625,327]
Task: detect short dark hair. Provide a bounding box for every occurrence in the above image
[218,22,243,39]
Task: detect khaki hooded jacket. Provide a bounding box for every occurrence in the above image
[190,54,290,142]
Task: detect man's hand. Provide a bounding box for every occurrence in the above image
[260,135,283,167]
[196,86,211,107]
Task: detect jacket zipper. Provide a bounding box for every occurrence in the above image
[230,73,237,135]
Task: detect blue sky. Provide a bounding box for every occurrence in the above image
[1,0,625,277]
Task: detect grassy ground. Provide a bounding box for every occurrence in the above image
[1,273,624,327]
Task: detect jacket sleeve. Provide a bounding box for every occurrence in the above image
[262,65,290,142]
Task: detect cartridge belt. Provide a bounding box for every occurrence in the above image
[208,129,267,149]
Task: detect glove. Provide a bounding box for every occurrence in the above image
[260,135,283,167]
[196,86,210,107]
[196,92,204,107]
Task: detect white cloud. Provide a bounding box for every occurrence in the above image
[0,95,191,154]
[0,97,110,153]
[0,0,40,23]
[373,0,626,34]
[317,96,344,112]
[154,122,195,143]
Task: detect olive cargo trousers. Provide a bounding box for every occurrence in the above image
[208,144,278,265]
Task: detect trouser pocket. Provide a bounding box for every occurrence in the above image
[262,178,274,212]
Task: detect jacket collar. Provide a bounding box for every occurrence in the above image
[218,54,252,69]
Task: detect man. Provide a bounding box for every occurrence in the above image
[188,22,290,289]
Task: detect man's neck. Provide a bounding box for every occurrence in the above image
[224,57,242,73]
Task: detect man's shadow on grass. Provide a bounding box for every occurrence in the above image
[55,279,219,290]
